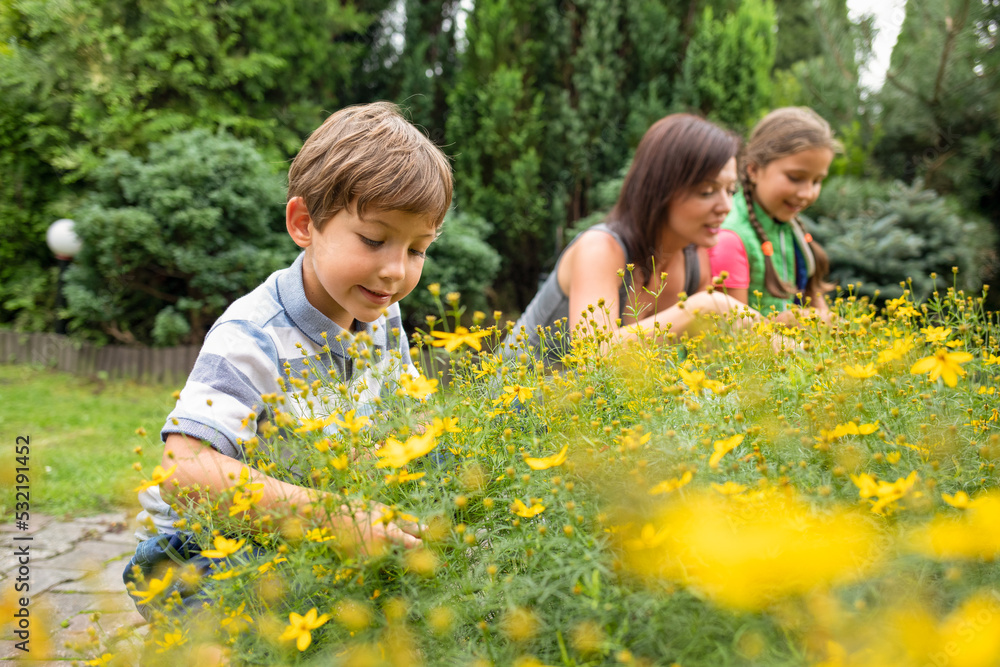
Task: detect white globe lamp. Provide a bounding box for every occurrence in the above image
[46,218,82,260]
[46,218,81,334]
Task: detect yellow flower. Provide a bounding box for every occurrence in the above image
[131,567,174,605]
[842,363,877,379]
[475,357,500,379]
[524,445,568,470]
[649,471,693,496]
[624,523,670,551]
[983,353,1000,366]
[229,488,263,516]
[294,415,337,434]
[210,566,246,580]
[201,535,246,559]
[220,601,254,630]
[853,471,919,515]
[886,296,919,318]
[877,336,915,364]
[818,421,880,445]
[429,326,491,352]
[910,492,1000,560]
[257,556,287,573]
[941,491,975,509]
[134,464,177,493]
[399,374,438,400]
[375,431,437,468]
[431,416,462,436]
[920,326,952,343]
[910,348,973,387]
[229,467,264,516]
[709,434,745,470]
[155,630,187,653]
[502,384,536,406]
[621,491,882,610]
[678,368,724,394]
[333,410,370,433]
[850,473,879,499]
[711,481,748,495]
[869,471,919,515]
[86,653,115,665]
[279,607,331,652]
[305,528,337,543]
[511,498,546,518]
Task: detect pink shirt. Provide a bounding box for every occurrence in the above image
[708,229,751,289]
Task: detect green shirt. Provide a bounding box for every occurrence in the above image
[720,191,803,314]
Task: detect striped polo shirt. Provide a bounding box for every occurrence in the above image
[136,252,416,537]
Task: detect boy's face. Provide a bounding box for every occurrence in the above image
[287,197,437,329]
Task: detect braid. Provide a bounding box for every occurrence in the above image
[802,226,835,299]
[743,187,795,299]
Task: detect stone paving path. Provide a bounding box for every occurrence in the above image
[1,512,145,665]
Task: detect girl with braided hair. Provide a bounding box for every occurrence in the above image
[709,107,838,320]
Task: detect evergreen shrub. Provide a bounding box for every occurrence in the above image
[63,129,296,347]
[808,177,997,303]
[403,210,501,326]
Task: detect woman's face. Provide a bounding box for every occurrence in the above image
[664,157,738,248]
[747,147,834,222]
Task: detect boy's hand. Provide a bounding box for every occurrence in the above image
[329,499,423,557]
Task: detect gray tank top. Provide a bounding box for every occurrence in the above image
[507,223,700,359]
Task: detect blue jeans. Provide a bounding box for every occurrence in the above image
[122,532,254,622]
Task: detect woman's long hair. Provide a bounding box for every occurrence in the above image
[608,114,739,282]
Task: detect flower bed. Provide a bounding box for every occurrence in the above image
[117,279,1000,667]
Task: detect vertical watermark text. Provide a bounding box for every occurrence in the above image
[10,435,32,653]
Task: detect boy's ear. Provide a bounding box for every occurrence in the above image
[286,197,314,249]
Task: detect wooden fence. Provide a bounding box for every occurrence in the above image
[0,331,200,384]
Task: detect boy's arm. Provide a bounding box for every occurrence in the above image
[161,433,420,553]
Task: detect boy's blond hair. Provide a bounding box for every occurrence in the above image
[288,101,452,229]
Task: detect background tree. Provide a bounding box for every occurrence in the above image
[63,130,295,346]
[3,0,998,342]
[770,0,875,176]
[355,0,461,142]
[0,0,386,332]
[876,0,1000,222]
[445,0,549,308]
[674,0,777,131]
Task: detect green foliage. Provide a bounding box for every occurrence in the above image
[403,210,502,326]
[0,77,66,331]
[675,0,777,131]
[770,0,875,177]
[876,0,1000,225]
[808,176,996,302]
[773,0,823,69]
[445,0,549,308]
[0,0,377,169]
[63,129,296,346]
[357,0,460,141]
[115,287,1000,666]
[0,0,383,333]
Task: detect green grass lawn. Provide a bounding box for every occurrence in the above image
[0,364,179,519]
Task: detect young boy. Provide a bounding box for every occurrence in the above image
[124,102,452,619]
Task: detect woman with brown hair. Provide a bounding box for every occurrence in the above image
[508,113,752,359]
